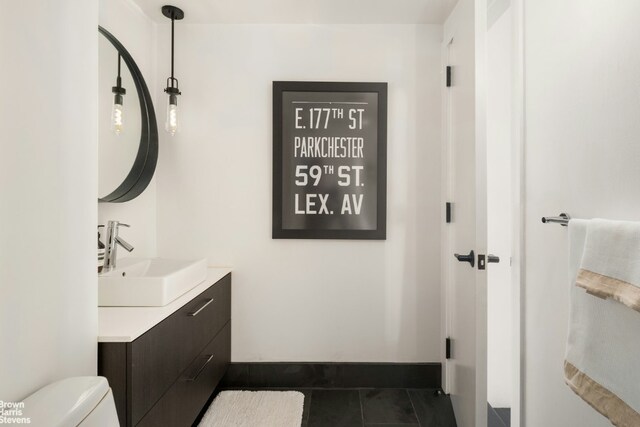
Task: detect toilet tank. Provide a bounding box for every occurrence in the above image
[22,377,119,426]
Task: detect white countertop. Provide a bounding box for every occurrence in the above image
[98,268,232,343]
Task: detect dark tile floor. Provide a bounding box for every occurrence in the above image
[488,404,510,427]
[494,408,510,427]
[211,388,457,427]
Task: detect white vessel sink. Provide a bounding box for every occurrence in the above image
[99,258,207,307]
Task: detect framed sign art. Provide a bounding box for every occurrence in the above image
[272,81,387,240]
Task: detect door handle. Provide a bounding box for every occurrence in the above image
[454,250,475,268]
[487,254,500,264]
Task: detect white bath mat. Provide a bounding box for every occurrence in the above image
[199,390,305,427]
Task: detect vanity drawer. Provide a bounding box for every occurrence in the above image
[130,273,231,425]
[137,322,231,427]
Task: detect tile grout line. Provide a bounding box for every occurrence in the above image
[497,409,511,427]
[358,389,365,427]
[406,389,423,427]
[304,390,313,427]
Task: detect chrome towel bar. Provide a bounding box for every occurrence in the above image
[542,213,571,226]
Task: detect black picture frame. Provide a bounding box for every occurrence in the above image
[272,81,387,240]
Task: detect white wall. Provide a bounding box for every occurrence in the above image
[155,24,443,362]
[0,1,98,400]
[524,1,640,425]
[486,6,512,408]
[98,0,157,258]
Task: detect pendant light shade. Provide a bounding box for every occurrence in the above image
[162,5,184,136]
[111,53,126,135]
[165,78,179,135]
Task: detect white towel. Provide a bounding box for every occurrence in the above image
[565,219,640,426]
[576,219,640,312]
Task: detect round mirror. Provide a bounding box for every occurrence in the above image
[98,26,158,203]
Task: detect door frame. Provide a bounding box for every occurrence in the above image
[441,33,453,399]
[510,0,525,426]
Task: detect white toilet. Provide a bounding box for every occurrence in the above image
[22,377,119,426]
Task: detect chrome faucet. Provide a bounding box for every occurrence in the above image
[100,220,134,273]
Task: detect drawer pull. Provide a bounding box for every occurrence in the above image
[188,298,214,316]
[186,354,214,382]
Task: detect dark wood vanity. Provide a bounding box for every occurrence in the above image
[98,273,231,426]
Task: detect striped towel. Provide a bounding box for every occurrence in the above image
[565,219,640,427]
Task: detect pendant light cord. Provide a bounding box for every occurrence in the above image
[170,16,175,86]
[163,6,182,94]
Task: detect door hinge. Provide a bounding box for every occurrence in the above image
[446,66,452,87]
[446,202,452,223]
[446,337,452,359]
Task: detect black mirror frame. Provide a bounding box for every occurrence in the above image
[98,26,158,203]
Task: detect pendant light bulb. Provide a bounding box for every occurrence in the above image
[111,94,124,135]
[166,92,179,136]
[111,54,126,135]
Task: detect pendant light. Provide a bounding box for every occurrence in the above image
[111,53,126,135]
[162,5,184,136]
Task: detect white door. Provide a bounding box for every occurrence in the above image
[442,0,488,426]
